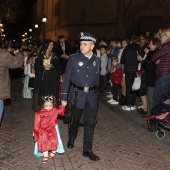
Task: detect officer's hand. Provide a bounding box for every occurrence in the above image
[61,101,67,106]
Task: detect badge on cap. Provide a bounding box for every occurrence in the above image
[93,61,96,66]
[80,32,84,37]
[78,61,83,66]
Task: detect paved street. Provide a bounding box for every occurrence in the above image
[1,78,170,170]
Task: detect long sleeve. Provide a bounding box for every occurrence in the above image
[152,45,166,62]
[60,56,73,101]
[56,105,66,116]
[27,64,35,77]
[34,112,41,142]
[24,64,28,75]
[4,51,24,69]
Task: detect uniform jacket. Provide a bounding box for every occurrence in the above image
[61,53,100,109]
[0,49,24,99]
[152,39,170,76]
[111,67,122,84]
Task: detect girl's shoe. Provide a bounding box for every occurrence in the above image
[49,152,56,159]
[42,157,49,163]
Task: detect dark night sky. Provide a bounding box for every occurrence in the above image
[1,0,36,40]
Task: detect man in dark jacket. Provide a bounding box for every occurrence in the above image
[53,35,72,74]
[121,35,144,111]
[152,28,170,107]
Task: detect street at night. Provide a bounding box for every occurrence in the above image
[1,1,170,170]
[1,79,170,170]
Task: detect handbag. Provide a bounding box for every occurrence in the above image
[132,77,141,91]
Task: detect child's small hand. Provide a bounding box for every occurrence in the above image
[61,101,67,106]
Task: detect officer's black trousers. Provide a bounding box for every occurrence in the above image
[69,99,97,152]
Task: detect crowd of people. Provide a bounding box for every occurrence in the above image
[0,27,170,163]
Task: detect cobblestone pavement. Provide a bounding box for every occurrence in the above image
[1,79,170,170]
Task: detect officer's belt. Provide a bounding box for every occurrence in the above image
[72,83,98,92]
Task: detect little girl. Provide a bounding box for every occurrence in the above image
[33,95,65,163]
[108,57,122,105]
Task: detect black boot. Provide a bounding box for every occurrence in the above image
[67,138,75,149]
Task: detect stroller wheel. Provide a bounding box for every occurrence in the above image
[156,130,165,139]
[148,124,155,132]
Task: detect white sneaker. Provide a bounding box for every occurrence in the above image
[110,101,119,105]
[107,99,115,103]
[138,105,143,109]
[106,94,113,98]
[122,105,131,111]
[130,105,137,110]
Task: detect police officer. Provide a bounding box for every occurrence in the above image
[61,32,100,161]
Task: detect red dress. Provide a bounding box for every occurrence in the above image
[34,106,65,152]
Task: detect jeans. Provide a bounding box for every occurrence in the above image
[0,100,4,124]
[152,74,170,107]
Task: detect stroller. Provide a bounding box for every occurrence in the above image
[147,101,170,139]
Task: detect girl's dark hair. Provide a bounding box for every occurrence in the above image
[41,95,56,107]
[39,39,53,58]
[150,37,161,50]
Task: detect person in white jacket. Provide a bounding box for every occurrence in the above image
[22,55,35,99]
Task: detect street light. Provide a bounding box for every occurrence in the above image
[35,24,38,29]
[35,24,38,41]
[29,29,32,32]
[42,15,47,40]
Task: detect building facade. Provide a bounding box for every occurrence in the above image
[34,0,170,41]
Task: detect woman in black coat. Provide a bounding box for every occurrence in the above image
[143,37,161,116]
[33,39,61,110]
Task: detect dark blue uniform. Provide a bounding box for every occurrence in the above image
[61,52,100,152]
[61,52,100,109]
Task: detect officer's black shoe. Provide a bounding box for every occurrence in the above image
[83,150,100,161]
[67,138,74,149]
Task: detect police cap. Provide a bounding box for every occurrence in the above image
[80,32,97,43]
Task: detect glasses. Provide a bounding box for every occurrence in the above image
[43,95,54,101]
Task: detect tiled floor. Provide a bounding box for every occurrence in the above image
[0,79,170,170]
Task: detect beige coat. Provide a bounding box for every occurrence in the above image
[0,49,24,99]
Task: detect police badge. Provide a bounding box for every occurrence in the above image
[80,32,84,37]
[78,61,83,66]
[93,61,96,66]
